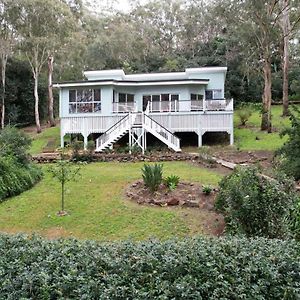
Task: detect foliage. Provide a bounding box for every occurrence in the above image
[141,163,163,193]
[48,159,81,213]
[164,175,180,191]
[236,106,253,126]
[71,140,84,160]
[277,106,300,180]
[215,166,298,239]
[0,126,42,201]
[0,126,32,164]
[202,185,212,195]
[289,198,300,241]
[0,156,42,201]
[0,234,299,299]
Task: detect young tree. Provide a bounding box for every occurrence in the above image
[48,159,81,215]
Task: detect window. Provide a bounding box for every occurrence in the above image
[205,89,222,100]
[191,94,203,101]
[69,89,101,113]
[116,93,135,103]
[143,94,179,112]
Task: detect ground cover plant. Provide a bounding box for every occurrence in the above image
[0,234,299,299]
[215,166,299,239]
[0,162,221,240]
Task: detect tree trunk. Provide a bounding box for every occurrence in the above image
[61,181,65,212]
[281,0,290,116]
[1,59,6,129]
[48,55,55,126]
[34,71,41,133]
[261,57,272,132]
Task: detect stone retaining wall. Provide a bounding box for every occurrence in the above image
[32,152,199,163]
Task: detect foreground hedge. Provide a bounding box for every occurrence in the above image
[0,235,299,299]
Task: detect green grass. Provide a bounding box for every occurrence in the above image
[234,105,292,151]
[0,162,222,241]
[29,126,60,155]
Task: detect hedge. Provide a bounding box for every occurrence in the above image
[0,156,42,201]
[0,235,299,299]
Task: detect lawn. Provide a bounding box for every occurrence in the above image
[28,126,60,155]
[0,162,222,241]
[234,105,292,151]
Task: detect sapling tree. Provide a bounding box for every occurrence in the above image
[49,160,81,215]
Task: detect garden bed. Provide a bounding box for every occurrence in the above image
[126,180,218,209]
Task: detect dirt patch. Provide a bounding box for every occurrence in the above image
[126,180,225,236]
[213,149,273,170]
[42,227,69,239]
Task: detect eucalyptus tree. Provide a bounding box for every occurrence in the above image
[9,0,76,133]
[280,0,300,116]
[0,0,15,129]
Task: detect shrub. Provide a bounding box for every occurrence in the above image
[164,175,180,191]
[142,163,163,193]
[0,156,42,201]
[276,106,300,180]
[215,166,298,239]
[202,185,212,195]
[0,126,31,165]
[236,106,253,126]
[0,234,299,299]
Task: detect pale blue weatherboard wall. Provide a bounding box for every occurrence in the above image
[60,70,225,118]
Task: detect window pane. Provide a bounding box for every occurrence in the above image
[127,94,134,102]
[82,89,93,102]
[93,103,101,112]
[213,90,222,99]
[161,94,169,101]
[205,90,213,100]
[143,95,151,101]
[94,89,101,101]
[152,95,160,102]
[77,90,83,102]
[119,93,126,102]
[77,103,93,113]
[69,90,76,102]
[69,104,76,113]
[171,94,179,101]
[197,94,203,100]
[191,94,196,100]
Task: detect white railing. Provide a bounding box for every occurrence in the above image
[96,113,134,149]
[148,99,233,113]
[144,114,180,150]
[113,102,135,113]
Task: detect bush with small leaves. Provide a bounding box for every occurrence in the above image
[215,166,299,239]
[0,234,299,299]
[142,163,163,193]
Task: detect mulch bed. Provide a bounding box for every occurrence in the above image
[126,180,218,210]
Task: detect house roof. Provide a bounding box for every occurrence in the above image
[53,67,227,88]
[53,78,210,88]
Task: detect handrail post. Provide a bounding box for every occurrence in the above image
[203,94,206,112]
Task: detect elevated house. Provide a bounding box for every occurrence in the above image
[54,67,233,153]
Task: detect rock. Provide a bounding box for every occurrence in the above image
[167,197,179,206]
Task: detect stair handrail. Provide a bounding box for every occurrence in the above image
[144,114,180,149]
[96,114,130,148]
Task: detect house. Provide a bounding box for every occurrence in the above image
[54,67,233,153]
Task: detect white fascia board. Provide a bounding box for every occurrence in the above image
[53,80,209,88]
[186,67,227,74]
